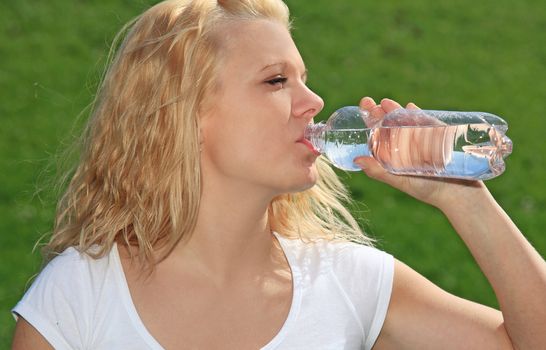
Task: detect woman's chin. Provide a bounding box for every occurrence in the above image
[290,164,319,193]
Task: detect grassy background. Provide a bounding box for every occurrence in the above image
[1,0,545,346]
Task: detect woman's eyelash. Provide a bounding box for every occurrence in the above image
[266,76,288,86]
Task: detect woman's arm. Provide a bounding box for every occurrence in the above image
[356,97,546,349]
[373,186,545,349]
[12,318,54,350]
[375,259,513,349]
[438,183,546,349]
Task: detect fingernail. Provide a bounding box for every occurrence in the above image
[354,157,367,169]
[362,96,376,105]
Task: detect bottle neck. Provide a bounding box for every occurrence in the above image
[304,122,327,153]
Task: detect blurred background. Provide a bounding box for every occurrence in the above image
[1,0,545,346]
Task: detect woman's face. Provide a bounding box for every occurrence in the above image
[200,19,324,196]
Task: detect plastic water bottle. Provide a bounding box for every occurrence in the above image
[304,106,513,180]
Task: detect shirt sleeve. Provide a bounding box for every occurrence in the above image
[332,243,395,350]
[12,249,89,350]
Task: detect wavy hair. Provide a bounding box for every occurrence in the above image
[45,0,373,269]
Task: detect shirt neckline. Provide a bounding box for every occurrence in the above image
[110,231,302,350]
[111,243,164,349]
[261,231,303,349]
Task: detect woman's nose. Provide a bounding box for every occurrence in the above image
[293,85,324,121]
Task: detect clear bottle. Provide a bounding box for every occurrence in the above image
[304,106,513,180]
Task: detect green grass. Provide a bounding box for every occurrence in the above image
[1,0,545,346]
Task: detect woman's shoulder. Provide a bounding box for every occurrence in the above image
[16,244,119,312]
[276,232,388,262]
[38,245,115,283]
[12,245,122,348]
[44,245,96,266]
[274,232,394,346]
[275,232,393,278]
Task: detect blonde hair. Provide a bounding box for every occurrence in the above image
[46,0,372,269]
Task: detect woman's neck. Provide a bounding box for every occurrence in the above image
[168,177,280,284]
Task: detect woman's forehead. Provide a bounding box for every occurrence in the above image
[219,19,303,72]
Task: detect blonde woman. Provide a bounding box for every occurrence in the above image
[12,0,546,349]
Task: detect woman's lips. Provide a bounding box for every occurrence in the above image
[297,138,321,156]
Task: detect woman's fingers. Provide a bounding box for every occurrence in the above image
[354,156,389,180]
[359,96,383,127]
[359,96,376,111]
[369,105,385,125]
[406,102,420,110]
[358,97,422,128]
[380,98,403,113]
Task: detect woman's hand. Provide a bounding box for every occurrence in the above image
[353,97,487,209]
[357,97,546,350]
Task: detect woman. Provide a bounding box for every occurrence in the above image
[12,0,546,349]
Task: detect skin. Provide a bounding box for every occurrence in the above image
[356,97,546,349]
[12,19,546,350]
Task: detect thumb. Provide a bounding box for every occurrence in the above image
[354,156,415,194]
[353,156,389,180]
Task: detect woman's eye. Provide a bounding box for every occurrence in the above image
[266,76,288,86]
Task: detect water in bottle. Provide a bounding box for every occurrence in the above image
[305,106,512,180]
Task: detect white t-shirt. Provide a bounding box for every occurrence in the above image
[12,232,394,350]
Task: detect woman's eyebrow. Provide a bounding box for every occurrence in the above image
[260,62,287,72]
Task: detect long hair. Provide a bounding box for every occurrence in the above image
[45,0,372,270]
